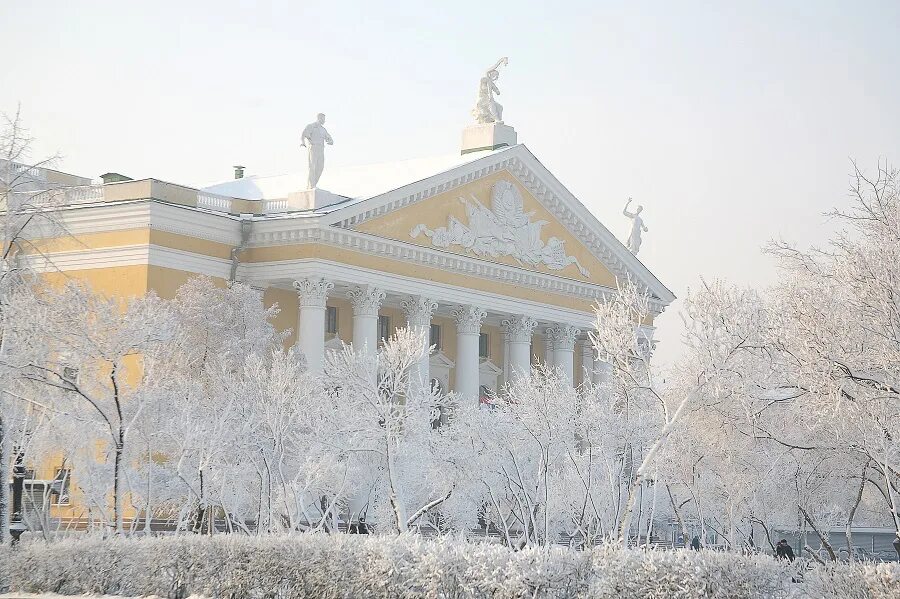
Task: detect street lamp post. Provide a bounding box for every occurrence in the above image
[9,449,26,545]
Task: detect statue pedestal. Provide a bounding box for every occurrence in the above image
[461,123,517,155]
[284,188,345,211]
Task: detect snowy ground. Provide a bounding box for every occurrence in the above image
[0,595,208,599]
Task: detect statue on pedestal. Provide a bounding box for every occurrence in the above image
[301,113,333,189]
[623,198,648,255]
[472,57,508,124]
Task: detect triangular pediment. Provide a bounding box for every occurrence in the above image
[430,350,456,369]
[326,145,674,304]
[479,358,503,376]
[347,169,616,285]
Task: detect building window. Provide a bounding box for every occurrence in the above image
[378,315,391,343]
[479,332,489,358]
[430,324,441,350]
[326,306,338,335]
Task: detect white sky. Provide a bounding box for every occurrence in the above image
[3,1,900,366]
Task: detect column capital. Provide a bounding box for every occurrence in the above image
[546,324,581,352]
[450,305,487,335]
[293,278,334,308]
[501,315,538,343]
[346,285,386,317]
[401,295,438,326]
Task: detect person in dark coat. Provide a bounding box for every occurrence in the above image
[775,539,795,562]
[892,533,900,562]
[690,535,701,550]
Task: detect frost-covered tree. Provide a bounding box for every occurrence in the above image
[6,282,175,533]
[0,106,66,544]
[763,161,900,539]
[467,367,628,547]
[321,328,467,534]
[134,277,286,532]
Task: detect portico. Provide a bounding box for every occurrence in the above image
[291,272,596,398]
[225,140,673,399]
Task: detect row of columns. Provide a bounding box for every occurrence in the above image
[292,277,608,398]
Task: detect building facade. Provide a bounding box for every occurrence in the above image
[18,130,673,405]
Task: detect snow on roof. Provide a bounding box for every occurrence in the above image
[202,148,504,205]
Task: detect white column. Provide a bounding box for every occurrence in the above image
[501,329,510,388]
[401,295,437,394]
[293,278,334,373]
[543,329,556,368]
[595,358,612,387]
[451,305,486,403]
[501,315,537,384]
[547,324,580,386]
[579,339,595,387]
[346,285,385,357]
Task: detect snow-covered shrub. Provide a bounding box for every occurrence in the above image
[799,561,900,599]
[3,534,897,598]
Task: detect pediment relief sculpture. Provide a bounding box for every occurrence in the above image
[410,180,590,278]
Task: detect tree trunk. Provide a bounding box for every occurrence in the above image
[0,414,8,545]
[880,458,900,535]
[750,516,776,552]
[846,460,870,561]
[617,393,695,546]
[666,485,690,544]
[113,440,124,534]
[144,443,153,536]
[385,435,407,533]
[799,504,836,561]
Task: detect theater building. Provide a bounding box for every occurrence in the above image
[17,120,673,408]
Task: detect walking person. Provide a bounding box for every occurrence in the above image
[690,535,702,551]
[775,539,795,562]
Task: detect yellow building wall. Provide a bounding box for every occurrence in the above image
[147,265,227,298]
[149,230,233,260]
[531,335,545,367]
[266,286,299,348]
[41,265,149,297]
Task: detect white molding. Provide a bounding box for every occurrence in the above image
[149,245,232,278]
[24,244,150,272]
[246,225,633,309]
[238,258,597,328]
[21,201,244,246]
[24,244,231,279]
[148,202,243,245]
[22,201,152,239]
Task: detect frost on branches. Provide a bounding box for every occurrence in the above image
[1,161,900,567]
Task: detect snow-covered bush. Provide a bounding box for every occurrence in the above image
[2,534,896,598]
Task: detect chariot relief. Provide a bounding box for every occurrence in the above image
[410,180,590,278]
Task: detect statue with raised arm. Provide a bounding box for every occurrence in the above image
[300,113,333,189]
[472,57,508,124]
[623,198,648,255]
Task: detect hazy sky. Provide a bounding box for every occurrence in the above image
[3,1,900,365]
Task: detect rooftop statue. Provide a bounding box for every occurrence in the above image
[622,198,648,255]
[300,113,333,189]
[472,57,508,124]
